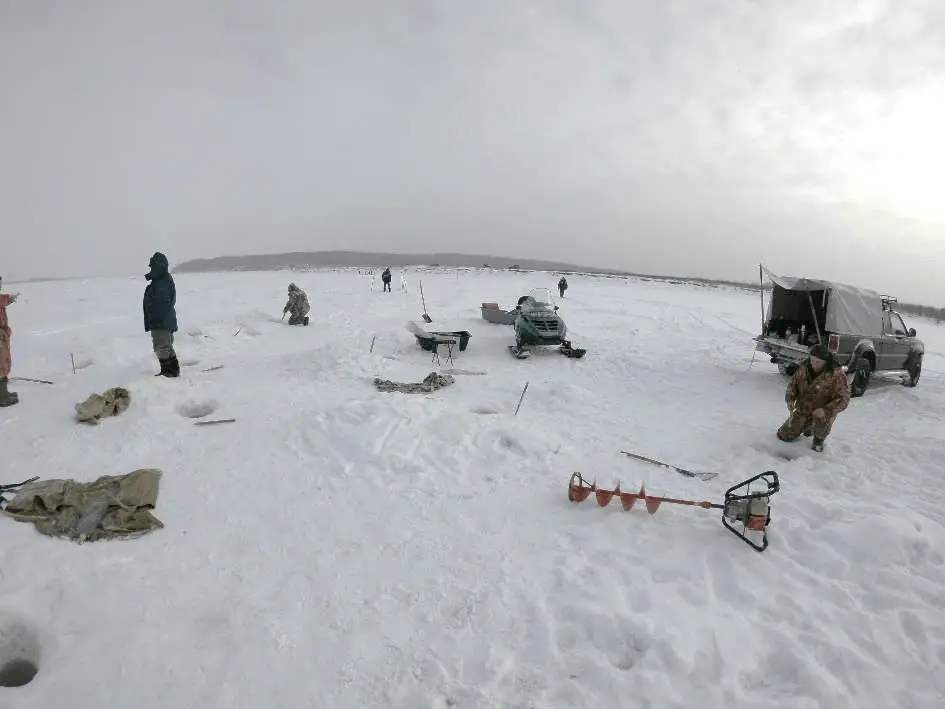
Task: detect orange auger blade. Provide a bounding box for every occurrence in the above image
[567,474,719,515]
[568,472,595,502]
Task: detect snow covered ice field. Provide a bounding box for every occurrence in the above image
[1,267,944,709]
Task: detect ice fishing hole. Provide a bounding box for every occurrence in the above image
[0,617,41,688]
[0,659,37,687]
[175,399,219,419]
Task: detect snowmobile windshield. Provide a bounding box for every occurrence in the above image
[522,288,555,311]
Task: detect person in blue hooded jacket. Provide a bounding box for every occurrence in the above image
[142,252,179,377]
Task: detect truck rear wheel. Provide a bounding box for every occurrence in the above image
[850,356,871,397]
[777,362,797,377]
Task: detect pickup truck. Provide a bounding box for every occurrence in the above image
[753,270,924,397]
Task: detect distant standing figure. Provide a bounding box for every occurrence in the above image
[283,283,310,325]
[142,252,180,378]
[558,276,568,298]
[381,268,392,292]
[0,276,20,406]
[777,343,850,452]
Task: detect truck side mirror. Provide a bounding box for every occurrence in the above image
[909,327,916,337]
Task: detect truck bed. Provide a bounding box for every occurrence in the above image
[754,334,811,360]
[754,335,851,373]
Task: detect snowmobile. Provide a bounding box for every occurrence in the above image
[509,288,586,359]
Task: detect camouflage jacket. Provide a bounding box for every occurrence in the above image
[284,289,310,315]
[786,362,851,419]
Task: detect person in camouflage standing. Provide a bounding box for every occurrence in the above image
[283,283,310,325]
[142,252,180,377]
[0,276,20,406]
[777,343,851,452]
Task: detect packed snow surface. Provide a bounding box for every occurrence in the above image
[1,268,944,708]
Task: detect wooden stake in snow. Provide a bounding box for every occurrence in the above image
[203,365,224,372]
[10,377,54,385]
[71,353,76,375]
[370,334,377,353]
[514,381,530,416]
[193,418,236,426]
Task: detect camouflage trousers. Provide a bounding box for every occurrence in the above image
[150,330,176,360]
[777,410,834,442]
[0,327,11,378]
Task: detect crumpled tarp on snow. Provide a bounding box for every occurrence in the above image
[2,468,164,543]
[373,371,455,394]
[75,386,131,424]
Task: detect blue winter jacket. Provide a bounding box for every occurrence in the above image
[142,252,178,333]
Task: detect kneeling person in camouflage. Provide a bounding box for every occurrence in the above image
[283,283,310,326]
[777,343,851,452]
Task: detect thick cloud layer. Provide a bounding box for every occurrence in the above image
[2,0,943,303]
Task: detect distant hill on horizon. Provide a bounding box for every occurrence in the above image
[172,249,755,289]
[172,250,945,322]
[175,250,612,275]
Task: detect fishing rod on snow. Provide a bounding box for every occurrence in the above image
[567,471,780,552]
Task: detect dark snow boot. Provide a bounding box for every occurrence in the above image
[155,358,169,376]
[303,316,309,326]
[811,437,825,452]
[0,378,19,407]
[164,355,180,378]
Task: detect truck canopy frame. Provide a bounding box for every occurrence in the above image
[762,268,885,339]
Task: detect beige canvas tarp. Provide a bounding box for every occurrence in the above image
[75,387,131,425]
[374,371,455,393]
[761,266,885,338]
[2,468,164,543]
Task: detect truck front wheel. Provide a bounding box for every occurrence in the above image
[905,354,922,388]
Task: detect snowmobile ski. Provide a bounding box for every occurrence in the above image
[559,340,587,358]
[621,450,718,481]
[509,345,530,359]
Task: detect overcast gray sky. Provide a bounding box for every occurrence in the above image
[2,0,944,304]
